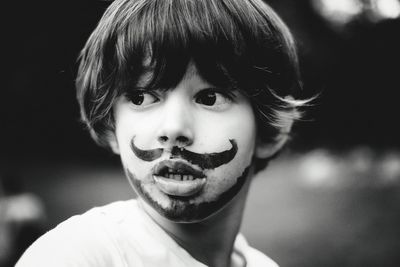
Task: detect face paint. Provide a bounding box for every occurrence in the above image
[126,165,250,222]
[170,139,237,169]
[113,65,258,222]
[131,138,238,170]
[131,137,163,161]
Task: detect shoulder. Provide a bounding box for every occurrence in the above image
[16,200,139,267]
[245,246,279,267]
[234,234,279,267]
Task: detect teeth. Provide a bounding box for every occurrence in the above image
[162,173,198,181]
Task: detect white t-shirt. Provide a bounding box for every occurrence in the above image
[17,200,278,267]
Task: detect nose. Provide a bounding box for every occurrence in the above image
[156,94,194,148]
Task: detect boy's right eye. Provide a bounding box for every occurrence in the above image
[126,91,159,107]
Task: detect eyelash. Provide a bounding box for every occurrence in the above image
[124,88,236,105]
[196,88,235,99]
[125,88,159,98]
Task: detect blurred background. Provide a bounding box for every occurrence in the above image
[2,0,400,266]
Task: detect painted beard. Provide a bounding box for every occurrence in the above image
[126,166,250,222]
[124,137,251,222]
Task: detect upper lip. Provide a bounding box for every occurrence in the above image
[153,160,205,178]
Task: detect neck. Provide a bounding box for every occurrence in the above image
[140,176,252,267]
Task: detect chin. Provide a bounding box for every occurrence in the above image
[126,167,251,223]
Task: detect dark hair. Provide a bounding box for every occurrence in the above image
[76,0,305,156]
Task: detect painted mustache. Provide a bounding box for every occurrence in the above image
[130,138,238,170]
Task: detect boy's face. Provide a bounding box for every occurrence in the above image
[112,64,257,222]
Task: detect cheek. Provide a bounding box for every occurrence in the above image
[114,104,159,175]
[198,112,256,201]
[121,156,152,184]
[125,168,173,210]
[114,100,162,149]
[196,106,257,161]
[198,141,255,202]
[185,105,256,201]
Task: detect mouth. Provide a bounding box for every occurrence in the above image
[153,160,206,197]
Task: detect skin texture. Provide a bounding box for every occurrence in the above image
[112,64,258,222]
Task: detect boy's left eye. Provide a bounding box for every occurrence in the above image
[126,90,159,108]
[195,89,233,109]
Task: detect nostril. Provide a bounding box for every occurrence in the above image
[158,135,191,145]
[176,136,189,144]
[158,136,168,143]
[158,135,192,146]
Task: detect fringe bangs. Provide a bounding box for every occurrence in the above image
[76,0,307,147]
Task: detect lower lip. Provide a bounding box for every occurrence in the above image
[153,175,206,197]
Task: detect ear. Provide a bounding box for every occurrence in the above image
[255,113,294,159]
[107,133,120,154]
[255,133,289,159]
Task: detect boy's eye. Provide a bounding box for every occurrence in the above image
[127,91,159,107]
[195,89,233,109]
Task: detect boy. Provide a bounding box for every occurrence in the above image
[17,0,306,266]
